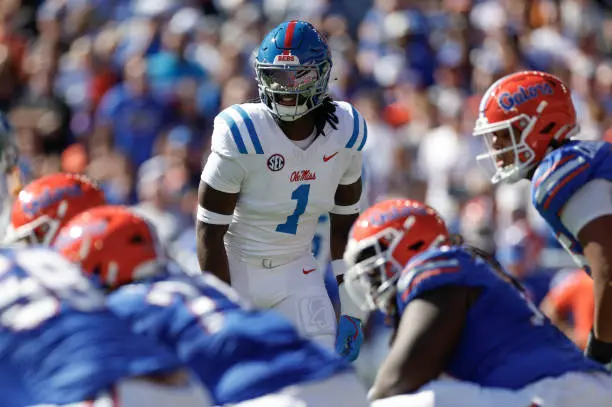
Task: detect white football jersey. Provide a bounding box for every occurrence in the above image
[201,101,366,260]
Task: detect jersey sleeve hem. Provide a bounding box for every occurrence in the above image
[200,152,245,194]
[560,178,612,237]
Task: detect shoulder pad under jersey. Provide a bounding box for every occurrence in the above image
[333,101,368,152]
[396,246,479,307]
[211,103,268,158]
[531,141,602,216]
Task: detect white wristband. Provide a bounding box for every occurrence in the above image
[330,203,360,215]
[333,259,368,320]
[196,205,234,225]
[339,277,368,321]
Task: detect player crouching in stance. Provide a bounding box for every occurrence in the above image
[0,247,210,407]
[474,70,612,366]
[343,198,612,407]
[53,205,369,407]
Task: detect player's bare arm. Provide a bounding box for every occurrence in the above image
[196,182,238,284]
[369,285,470,401]
[576,216,612,346]
[330,178,362,263]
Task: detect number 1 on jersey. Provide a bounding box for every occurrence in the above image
[276,184,310,235]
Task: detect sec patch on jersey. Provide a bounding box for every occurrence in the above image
[267,154,285,171]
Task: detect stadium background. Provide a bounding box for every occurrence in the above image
[3,0,611,388]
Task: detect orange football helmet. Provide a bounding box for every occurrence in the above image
[53,205,162,289]
[343,198,449,313]
[7,173,106,245]
[474,71,578,184]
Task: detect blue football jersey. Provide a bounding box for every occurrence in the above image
[107,271,350,404]
[0,363,32,407]
[0,247,181,405]
[531,140,612,273]
[396,246,605,389]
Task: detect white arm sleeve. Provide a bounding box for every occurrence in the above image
[560,178,612,237]
[200,151,246,194]
[340,152,363,185]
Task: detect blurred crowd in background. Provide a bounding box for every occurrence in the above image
[3,0,612,387]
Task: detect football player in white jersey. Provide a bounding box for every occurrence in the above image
[197,20,366,359]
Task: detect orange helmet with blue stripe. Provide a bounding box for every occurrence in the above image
[343,199,449,313]
[474,71,578,184]
[7,173,106,245]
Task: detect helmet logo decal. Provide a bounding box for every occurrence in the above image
[369,206,428,227]
[53,218,108,251]
[21,184,82,217]
[273,54,300,65]
[498,83,553,112]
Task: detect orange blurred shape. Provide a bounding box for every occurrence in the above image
[604,127,612,143]
[61,143,88,174]
[383,102,411,128]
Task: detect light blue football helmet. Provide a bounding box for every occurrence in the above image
[254,20,332,121]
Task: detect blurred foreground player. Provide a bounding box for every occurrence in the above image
[343,198,612,407]
[474,70,612,366]
[0,246,210,407]
[54,205,369,407]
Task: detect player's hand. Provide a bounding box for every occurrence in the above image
[335,315,364,362]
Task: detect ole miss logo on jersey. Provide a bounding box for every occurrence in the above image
[290,170,316,182]
[267,154,285,171]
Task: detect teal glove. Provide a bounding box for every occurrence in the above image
[335,315,364,362]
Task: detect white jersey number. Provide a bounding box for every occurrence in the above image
[0,249,104,332]
[146,274,246,334]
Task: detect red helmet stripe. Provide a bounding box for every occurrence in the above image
[282,20,298,55]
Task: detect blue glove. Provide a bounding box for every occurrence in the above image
[335,315,364,362]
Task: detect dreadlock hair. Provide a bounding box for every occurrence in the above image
[310,96,339,137]
[462,243,532,297]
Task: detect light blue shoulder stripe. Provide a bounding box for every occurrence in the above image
[357,118,368,151]
[535,156,586,205]
[218,111,248,154]
[232,105,264,155]
[345,106,360,149]
[397,258,460,293]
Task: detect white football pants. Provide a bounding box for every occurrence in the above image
[227,249,337,349]
[231,371,369,407]
[371,371,612,407]
[30,376,212,407]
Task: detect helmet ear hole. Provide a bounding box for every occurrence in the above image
[540,122,555,134]
[130,234,144,244]
[408,240,425,251]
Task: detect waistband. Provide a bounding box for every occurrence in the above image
[228,249,308,269]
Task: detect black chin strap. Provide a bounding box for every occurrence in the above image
[548,138,572,150]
